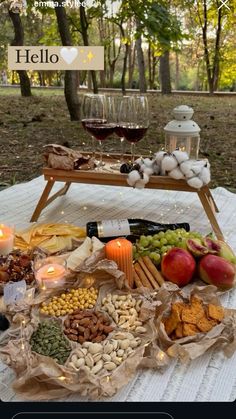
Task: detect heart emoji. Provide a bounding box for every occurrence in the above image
[60,47,78,65]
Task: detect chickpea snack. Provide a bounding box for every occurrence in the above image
[39,287,98,317]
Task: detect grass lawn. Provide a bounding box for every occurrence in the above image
[0,87,235,191]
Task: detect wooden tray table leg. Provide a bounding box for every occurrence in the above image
[203,186,219,213]
[197,190,224,241]
[30,180,55,222]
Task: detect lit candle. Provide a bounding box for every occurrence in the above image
[105,238,133,288]
[0,224,14,255]
[35,263,66,289]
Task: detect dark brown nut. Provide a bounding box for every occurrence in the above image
[73,314,85,320]
[90,325,98,334]
[79,318,90,326]
[82,311,93,317]
[64,319,70,328]
[77,325,85,333]
[92,335,104,343]
[69,328,78,335]
[78,335,85,344]
[84,329,90,340]
[67,334,78,341]
[98,323,104,331]
[103,325,114,334]
[71,321,79,329]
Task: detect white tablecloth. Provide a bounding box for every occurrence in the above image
[0,176,236,402]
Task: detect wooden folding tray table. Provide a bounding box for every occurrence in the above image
[30,153,224,241]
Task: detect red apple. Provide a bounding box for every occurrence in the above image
[161,247,196,287]
[199,254,235,290]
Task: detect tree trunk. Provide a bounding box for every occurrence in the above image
[98,17,106,88]
[121,43,128,94]
[79,6,98,93]
[212,4,222,91]
[175,51,179,90]
[55,5,80,120]
[160,50,171,94]
[129,44,136,89]
[9,10,31,97]
[135,20,147,93]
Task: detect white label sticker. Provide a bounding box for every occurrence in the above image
[100,219,131,238]
[3,280,27,305]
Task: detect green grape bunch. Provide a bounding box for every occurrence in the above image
[133,229,203,265]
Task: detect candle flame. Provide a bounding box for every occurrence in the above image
[47,266,55,274]
[0,229,3,238]
[117,241,121,248]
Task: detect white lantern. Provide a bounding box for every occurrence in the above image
[164,105,201,159]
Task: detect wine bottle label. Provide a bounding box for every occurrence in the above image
[97,219,131,238]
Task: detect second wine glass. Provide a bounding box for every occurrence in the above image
[119,95,149,163]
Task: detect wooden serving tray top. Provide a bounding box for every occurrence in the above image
[43,152,201,192]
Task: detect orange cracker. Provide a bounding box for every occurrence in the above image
[163,307,181,336]
[207,304,224,322]
[172,302,186,317]
[183,323,199,337]
[181,304,205,324]
[190,295,203,307]
[175,322,184,339]
[197,317,217,333]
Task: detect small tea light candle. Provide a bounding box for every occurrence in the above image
[105,238,133,287]
[35,263,66,289]
[0,224,14,255]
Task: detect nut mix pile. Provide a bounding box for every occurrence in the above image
[30,320,71,365]
[68,331,142,374]
[0,252,34,284]
[40,287,98,317]
[64,310,114,343]
[102,293,147,333]
[163,296,224,339]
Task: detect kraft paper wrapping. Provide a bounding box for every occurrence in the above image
[1,251,236,400]
[153,283,236,362]
[0,267,158,400]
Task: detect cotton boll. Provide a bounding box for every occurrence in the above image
[199,167,211,185]
[135,180,146,189]
[180,160,193,175]
[127,170,141,186]
[135,157,144,165]
[172,150,189,164]
[161,155,178,172]
[142,173,150,184]
[152,161,160,175]
[135,173,149,189]
[143,158,153,167]
[143,167,154,176]
[169,167,185,180]
[154,151,167,162]
[191,161,206,175]
[187,177,203,189]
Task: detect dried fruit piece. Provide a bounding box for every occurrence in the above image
[207,304,224,322]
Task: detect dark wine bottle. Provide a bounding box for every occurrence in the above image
[86,219,190,242]
[0,314,9,331]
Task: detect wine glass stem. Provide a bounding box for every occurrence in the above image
[131,142,136,164]
[91,136,96,159]
[120,137,125,163]
[98,140,103,167]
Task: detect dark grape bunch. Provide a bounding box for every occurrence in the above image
[133,228,203,264]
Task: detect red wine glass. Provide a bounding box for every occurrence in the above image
[110,95,127,171]
[119,95,149,163]
[81,93,106,162]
